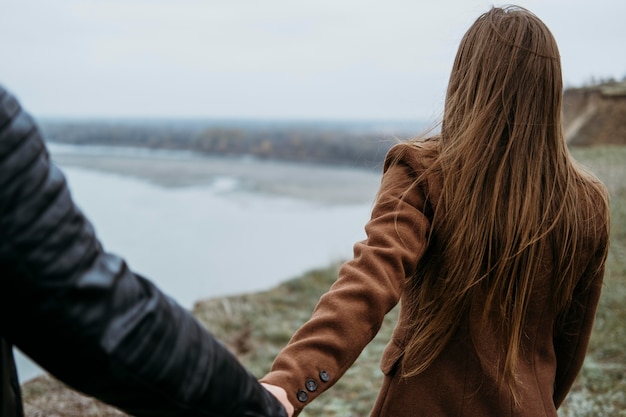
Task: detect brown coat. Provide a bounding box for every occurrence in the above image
[261,141,609,417]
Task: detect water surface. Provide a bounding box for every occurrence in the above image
[16,146,382,382]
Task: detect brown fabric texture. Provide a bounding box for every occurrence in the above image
[260,141,608,417]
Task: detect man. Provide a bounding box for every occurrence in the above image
[0,85,291,417]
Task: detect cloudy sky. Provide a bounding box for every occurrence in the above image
[1,0,624,121]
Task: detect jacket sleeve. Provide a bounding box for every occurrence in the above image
[0,86,286,417]
[260,143,431,415]
[552,216,609,408]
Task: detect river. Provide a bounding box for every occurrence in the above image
[16,144,383,383]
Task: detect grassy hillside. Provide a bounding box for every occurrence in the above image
[560,146,626,416]
[197,146,626,417]
[20,145,626,416]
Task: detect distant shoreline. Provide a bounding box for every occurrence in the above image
[40,118,430,171]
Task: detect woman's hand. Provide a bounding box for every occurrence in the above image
[261,383,294,417]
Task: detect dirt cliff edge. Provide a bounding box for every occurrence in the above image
[563,81,626,146]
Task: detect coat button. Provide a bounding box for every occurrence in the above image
[319,370,330,382]
[297,390,308,403]
[305,379,318,392]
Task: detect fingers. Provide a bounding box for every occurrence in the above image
[261,383,294,417]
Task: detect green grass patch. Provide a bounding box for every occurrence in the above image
[193,264,400,416]
[558,146,626,416]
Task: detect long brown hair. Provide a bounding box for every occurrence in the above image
[398,6,609,401]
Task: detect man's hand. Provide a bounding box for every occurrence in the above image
[261,383,294,417]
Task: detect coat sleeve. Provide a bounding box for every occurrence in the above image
[552,202,609,408]
[260,143,431,415]
[0,86,286,417]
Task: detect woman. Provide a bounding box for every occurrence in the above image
[260,6,610,416]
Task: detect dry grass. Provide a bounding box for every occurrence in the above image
[21,376,125,417]
[558,146,626,416]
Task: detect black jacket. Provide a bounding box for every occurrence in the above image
[0,86,286,417]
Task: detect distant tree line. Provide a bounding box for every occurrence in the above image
[39,120,426,170]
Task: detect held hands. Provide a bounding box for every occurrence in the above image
[261,383,294,417]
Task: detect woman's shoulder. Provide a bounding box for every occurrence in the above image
[384,137,441,173]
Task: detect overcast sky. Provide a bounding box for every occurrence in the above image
[1,1,624,121]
